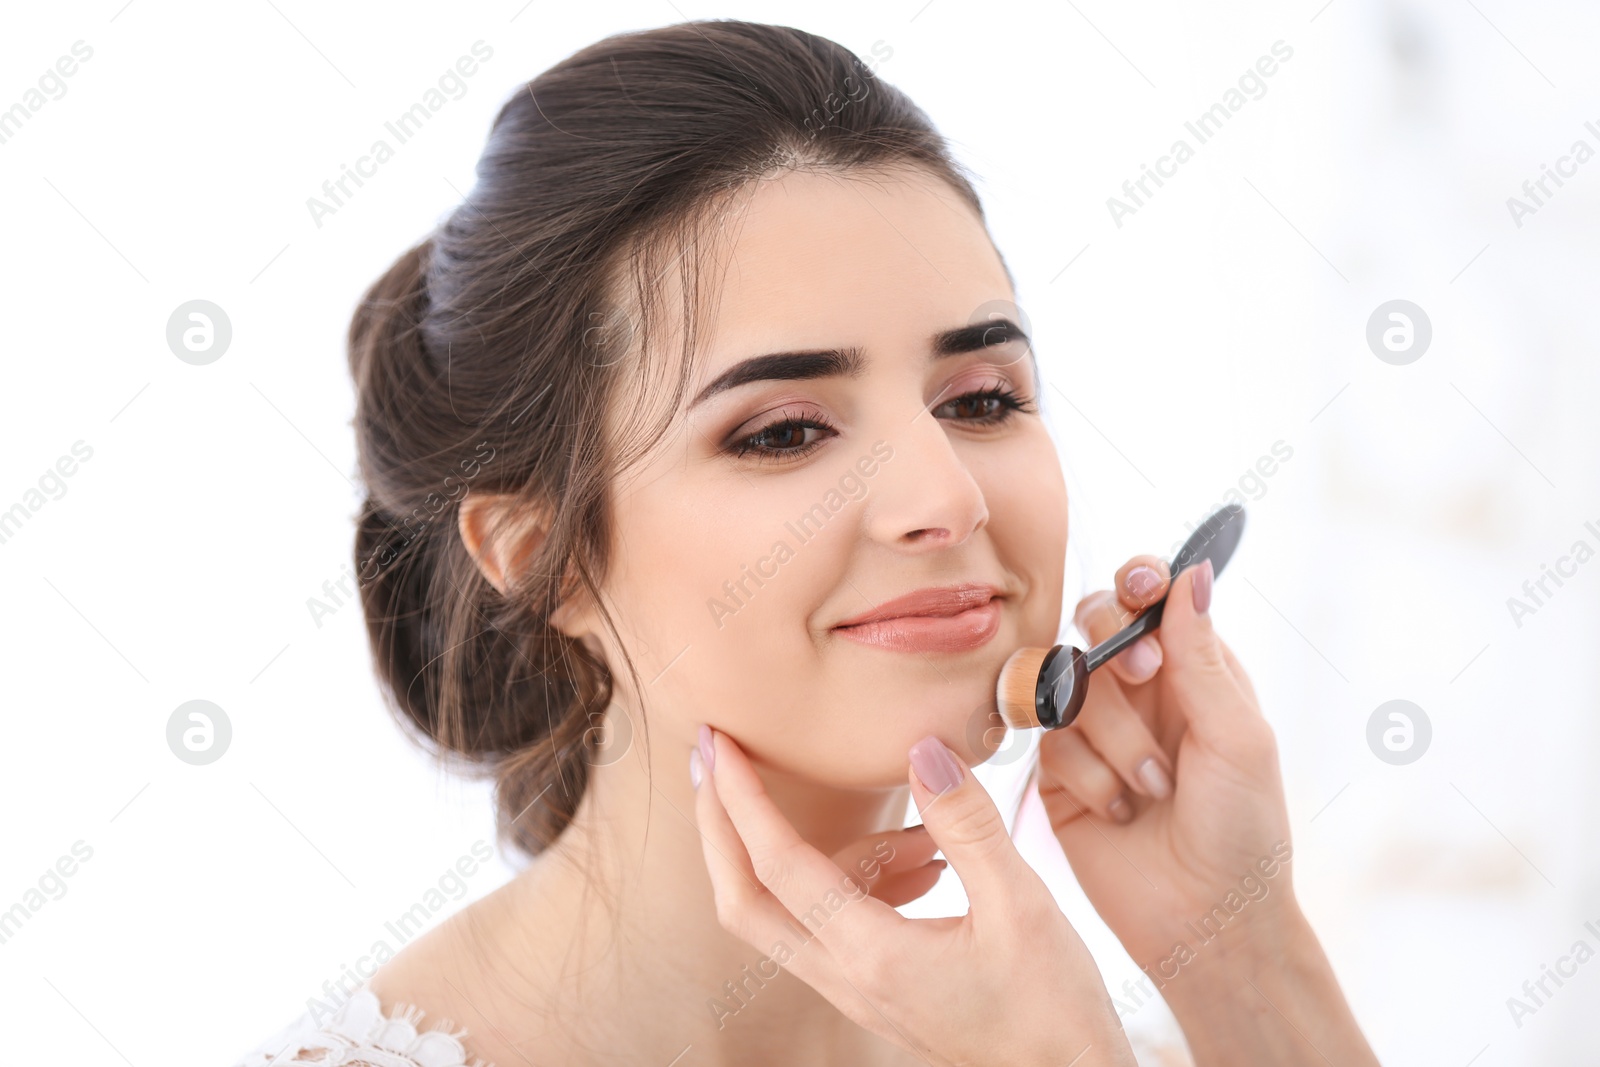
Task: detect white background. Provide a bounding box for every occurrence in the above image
[1,1,1596,1064]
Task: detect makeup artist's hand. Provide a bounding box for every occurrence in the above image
[692,727,1136,1067]
[1035,556,1301,973]
[1036,558,1379,1064]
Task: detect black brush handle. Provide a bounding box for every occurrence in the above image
[1081,503,1246,674]
[1083,598,1167,672]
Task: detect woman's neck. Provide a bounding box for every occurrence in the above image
[373,714,916,1067]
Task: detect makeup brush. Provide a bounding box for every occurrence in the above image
[996,503,1247,731]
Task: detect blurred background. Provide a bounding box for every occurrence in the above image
[1,1,1594,1063]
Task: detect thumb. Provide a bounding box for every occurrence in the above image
[1156,558,1254,745]
[906,735,1038,914]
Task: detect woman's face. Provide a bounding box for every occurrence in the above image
[582,165,1067,789]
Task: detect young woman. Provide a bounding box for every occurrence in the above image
[236,19,1379,1067]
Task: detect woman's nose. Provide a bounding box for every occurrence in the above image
[862,410,989,551]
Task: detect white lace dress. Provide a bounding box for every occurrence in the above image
[231,985,495,1067]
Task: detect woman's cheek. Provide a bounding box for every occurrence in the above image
[687,504,885,782]
[985,433,1068,638]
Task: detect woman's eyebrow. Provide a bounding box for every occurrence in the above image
[689,317,1031,408]
[933,317,1030,356]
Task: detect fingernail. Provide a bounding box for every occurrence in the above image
[1107,794,1134,823]
[689,746,703,789]
[698,723,716,772]
[1192,558,1213,615]
[1125,566,1162,600]
[1135,757,1172,800]
[1121,636,1161,679]
[909,735,965,795]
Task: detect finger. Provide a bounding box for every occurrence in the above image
[828,825,942,900]
[905,735,1052,916]
[870,860,948,908]
[706,728,900,951]
[692,742,885,1030]
[1155,560,1264,750]
[1020,755,1087,834]
[1074,589,1163,686]
[692,742,839,971]
[1073,588,1122,637]
[1038,726,1133,824]
[1216,633,1260,707]
[1072,676,1175,800]
[1115,555,1170,611]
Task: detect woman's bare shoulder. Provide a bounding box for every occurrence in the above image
[235,872,565,1066]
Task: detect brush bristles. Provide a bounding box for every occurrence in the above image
[996,646,1050,730]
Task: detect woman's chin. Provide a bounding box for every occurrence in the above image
[834,720,1006,791]
[713,685,1007,790]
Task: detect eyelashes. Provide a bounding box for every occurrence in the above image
[726,381,1037,463]
[728,405,836,460]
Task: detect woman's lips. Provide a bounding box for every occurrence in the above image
[832,597,1002,653]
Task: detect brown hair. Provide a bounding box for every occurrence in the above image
[347,19,988,860]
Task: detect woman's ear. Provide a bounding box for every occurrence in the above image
[457,491,551,595]
[457,492,598,645]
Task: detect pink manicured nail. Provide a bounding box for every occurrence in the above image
[909,736,965,795]
[698,724,716,772]
[1120,635,1161,679]
[1135,757,1172,800]
[1125,565,1162,600]
[1192,558,1213,615]
[689,747,703,788]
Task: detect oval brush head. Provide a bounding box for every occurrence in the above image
[995,644,1090,731]
[997,646,1051,729]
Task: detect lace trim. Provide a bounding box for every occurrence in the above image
[234,985,495,1067]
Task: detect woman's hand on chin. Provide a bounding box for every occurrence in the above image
[691,726,1136,1067]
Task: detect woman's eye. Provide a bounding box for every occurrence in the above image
[933,385,1032,423]
[730,415,835,460]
